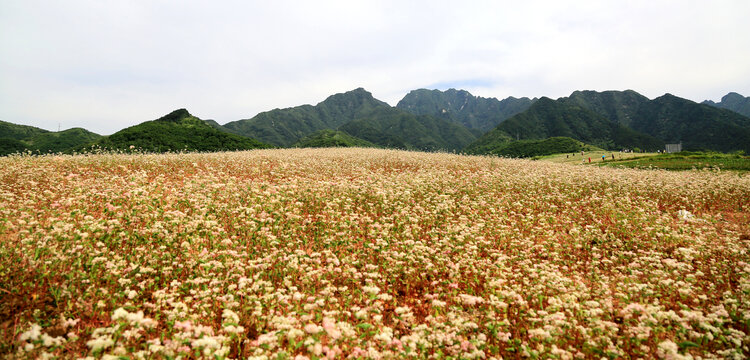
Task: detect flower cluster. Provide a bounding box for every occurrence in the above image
[1,148,748,358]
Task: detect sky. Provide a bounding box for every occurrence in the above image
[1,0,749,135]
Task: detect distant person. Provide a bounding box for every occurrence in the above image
[588,157,591,163]
[611,154,614,159]
[602,155,606,161]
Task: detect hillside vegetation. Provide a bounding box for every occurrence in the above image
[565,91,750,153]
[0,120,101,155]
[292,129,379,148]
[703,92,750,117]
[630,94,750,152]
[0,120,50,140]
[223,88,477,152]
[564,90,649,128]
[603,151,750,172]
[339,107,476,152]
[464,97,663,155]
[465,136,601,158]
[86,109,272,153]
[223,88,392,147]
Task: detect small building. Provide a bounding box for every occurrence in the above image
[665,142,682,153]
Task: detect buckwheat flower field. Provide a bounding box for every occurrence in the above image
[1,148,749,359]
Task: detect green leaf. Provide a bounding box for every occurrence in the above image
[678,341,700,350]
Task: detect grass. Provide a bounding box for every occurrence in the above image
[602,151,750,172]
[539,150,750,173]
[536,150,657,164]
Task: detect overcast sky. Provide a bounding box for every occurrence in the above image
[2,0,749,135]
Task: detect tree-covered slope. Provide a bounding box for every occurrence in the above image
[1,120,50,140]
[28,128,103,153]
[292,129,379,148]
[202,119,239,134]
[564,90,650,128]
[702,92,750,118]
[0,138,28,155]
[561,90,750,152]
[464,97,663,154]
[461,126,514,155]
[1,120,102,155]
[466,136,601,158]
[631,94,750,152]
[396,88,535,131]
[87,109,272,153]
[339,107,476,152]
[223,88,391,146]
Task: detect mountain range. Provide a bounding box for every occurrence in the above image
[218,88,477,151]
[702,92,750,118]
[464,97,664,155]
[396,88,536,133]
[2,88,749,156]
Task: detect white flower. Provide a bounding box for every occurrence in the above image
[657,340,683,359]
[431,299,447,307]
[458,294,485,306]
[286,328,304,340]
[86,336,115,352]
[222,309,240,324]
[528,328,552,340]
[362,285,380,295]
[111,308,157,328]
[19,323,41,342]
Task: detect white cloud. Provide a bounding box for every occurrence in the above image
[1,0,749,134]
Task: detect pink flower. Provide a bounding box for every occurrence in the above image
[174,320,193,331]
[304,323,322,334]
[389,339,403,350]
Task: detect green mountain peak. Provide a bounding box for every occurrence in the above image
[156,108,193,122]
[81,109,271,153]
[703,92,750,118]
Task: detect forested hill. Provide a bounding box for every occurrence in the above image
[0,120,101,155]
[563,90,649,128]
[292,129,379,148]
[464,97,663,154]
[552,90,750,153]
[338,106,477,152]
[221,88,478,151]
[84,109,272,153]
[629,94,750,152]
[222,88,392,147]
